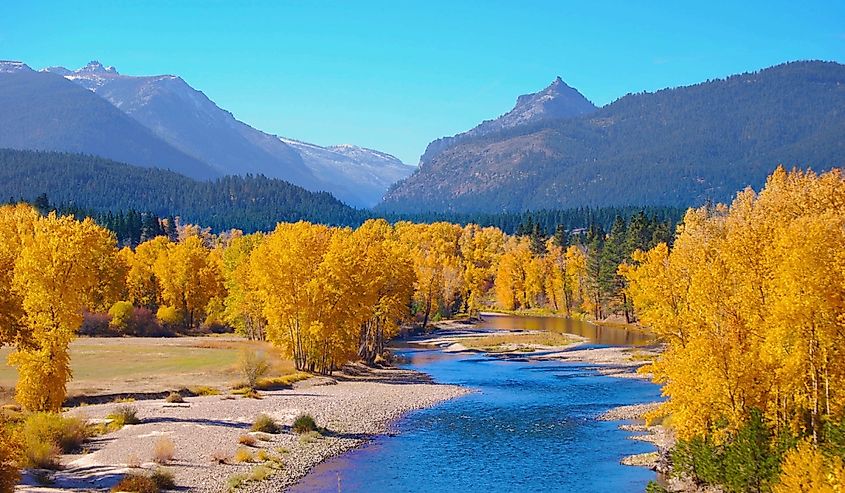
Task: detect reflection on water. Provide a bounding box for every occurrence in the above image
[478,312,654,346]
[289,316,662,493]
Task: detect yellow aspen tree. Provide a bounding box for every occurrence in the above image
[0,204,39,346]
[153,235,224,329]
[222,233,267,340]
[251,222,333,371]
[10,213,118,411]
[122,236,170,310]
[459,225,505,317]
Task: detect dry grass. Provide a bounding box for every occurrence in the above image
[238,434,256,447]
[0,337,296,405]
[234,448,254,463]
[152,437,175,464]
[251,414,280,434]
[460,331,579,352]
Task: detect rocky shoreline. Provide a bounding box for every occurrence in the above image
[18,365,468,493]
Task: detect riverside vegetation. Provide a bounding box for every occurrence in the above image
[0,167,841,492]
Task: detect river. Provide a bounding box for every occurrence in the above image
[289,314,662,492]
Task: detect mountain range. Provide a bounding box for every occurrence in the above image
[381,60,845,212]
[1,60,414,207]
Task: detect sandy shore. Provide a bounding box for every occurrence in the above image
[17,365,467,493]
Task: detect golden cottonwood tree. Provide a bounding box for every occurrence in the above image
[459,225,505,317]
[396,222,463,327]
[153,235,224,329]
[121,236,170,310]
[350,220,415,363]
[251,222,334,371]
[9,212,119,411]
[221,233,267,340]
[623,167,845,447]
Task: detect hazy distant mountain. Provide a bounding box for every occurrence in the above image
[0,61,218,179]
[279,139,414,207]
[43,61,413,207]
[380,61,845,213]
[43,61,316,187]
[419,76,597,165]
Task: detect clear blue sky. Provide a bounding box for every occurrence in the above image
[2,0,843,163]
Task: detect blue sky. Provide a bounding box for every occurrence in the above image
[2,1,843,163]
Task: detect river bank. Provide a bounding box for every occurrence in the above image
[18,365,467,492]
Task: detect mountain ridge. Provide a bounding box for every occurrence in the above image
[418,76,597,165]
[40,60,414,207]
[381,60,845,213]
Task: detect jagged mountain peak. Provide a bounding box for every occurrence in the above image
[419,76,596,164]
[77,60,119,75]
[0,60,33,73]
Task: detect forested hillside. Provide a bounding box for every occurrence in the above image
[1,149,683,235]
[382,61,845,212]
[0,149,358,231]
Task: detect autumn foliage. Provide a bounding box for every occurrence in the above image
[623,167,845,490]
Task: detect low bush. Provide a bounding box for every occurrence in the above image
[237,351,270,390]
[298,431,321,445]
[79,310,112,336]
[150,468,175,490]
[238,434,256,447]
[248,464,274,481]
[292,414,317,434]
[234,448,253,463]
[20,412,89,469]
[226,473,248,491]
[189,386,220,396]
[254,449,270,462]
[164,393,184,404]
[254,372,311,391]
[112,473,158,493]
[153,438,175,464]
[0,421,20,492]
[107,406,140,428]
[251,414,280,434]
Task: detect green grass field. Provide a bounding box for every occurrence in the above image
[0,337,295,402]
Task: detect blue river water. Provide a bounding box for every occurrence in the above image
[289,315,662,493]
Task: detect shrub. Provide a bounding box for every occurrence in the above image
[254,449,270,462]
[234,448,253,463]
[226,473,248,491]
[0,421,20,492]
[189,386,220,396]
[248,464,274,481]
[298,431,321,444]
[150,468,175,490]
[238,434,256,447]
[108,406,140,428]
[251,414,280,434]
[20,412,89,468]
[128,307,169,337]
[156,306,183,328]
[292,414,317,434]
[112,473,159,493]
[165,393,184,404]
[109,301,135,333]
[22,440,61,469]
[79,310,113,336]
[153,438,175,464]
[237,350,271,390]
